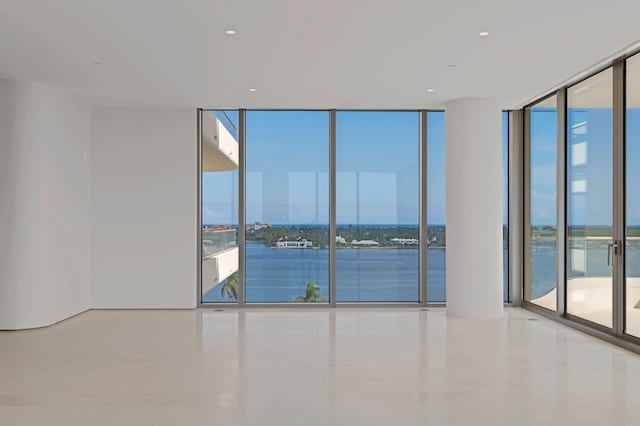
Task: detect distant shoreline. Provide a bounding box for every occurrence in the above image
[255,243,447,250]
[205,224,450,228]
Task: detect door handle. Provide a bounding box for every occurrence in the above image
[607,240,620,266]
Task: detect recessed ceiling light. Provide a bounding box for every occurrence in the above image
[427,89,435,93]
[479,31,490,36]
[249,88,257,92]
[225,29,237,35]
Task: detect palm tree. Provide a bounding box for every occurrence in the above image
[293,282,326,303]
[219,272,239,301]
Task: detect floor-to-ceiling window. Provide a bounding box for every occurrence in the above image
[503,111,510,302]
[566,68,613,328]
[335,111,420,302]
[245,111,329,303]
[427,111,446,302]
[200,109,511,306]
[526,96,558,310]
[201,110,240,303]
[626,55,640,337]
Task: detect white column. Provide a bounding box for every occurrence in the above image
[445,98,503,319]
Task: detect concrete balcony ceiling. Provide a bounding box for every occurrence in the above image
[202,114,238,172]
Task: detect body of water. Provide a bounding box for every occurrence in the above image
[203,242,509,303]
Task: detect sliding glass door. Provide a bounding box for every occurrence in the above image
[626,54,640,338]
[566,69,614,328]
[525,57,640,344]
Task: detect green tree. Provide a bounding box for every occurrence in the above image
[261,228,287,246]
[220,272,239,301]
[293,282,326,303]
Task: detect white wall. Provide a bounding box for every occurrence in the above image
[0,79,91,330]
[446,98,504,319]
[91,109,197,308]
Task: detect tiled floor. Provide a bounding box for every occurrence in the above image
[1,308,639,425]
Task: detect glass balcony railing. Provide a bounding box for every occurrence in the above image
[202,227,237,257]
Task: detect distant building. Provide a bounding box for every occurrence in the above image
[351,239,379,247]
[336,235,347,244]
[247,222,272,231]
[391,238,419,245]
[276,238,312,248]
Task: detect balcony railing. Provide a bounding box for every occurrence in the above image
[202,227,239,295]
[202,228,237,257]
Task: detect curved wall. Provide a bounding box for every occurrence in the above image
[0,79,91,329]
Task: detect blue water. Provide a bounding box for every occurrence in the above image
[203,243,509,303]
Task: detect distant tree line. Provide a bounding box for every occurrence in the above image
[245,225,455,248]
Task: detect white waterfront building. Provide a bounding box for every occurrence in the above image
[351,239,380,247]
[276,238,313,248]
[391,238,419,246]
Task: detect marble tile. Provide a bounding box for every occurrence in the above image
[0,308,639,425]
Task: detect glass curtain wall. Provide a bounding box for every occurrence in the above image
[335,111,420,302]
[245,111,330,303]
[626,55,640,338]
[201,110,240,303]
[566,68,614,328]
[201,109,510,305]
[526,96,558,310]
[522,53,640,347]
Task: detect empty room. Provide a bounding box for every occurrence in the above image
[1,1,640,425]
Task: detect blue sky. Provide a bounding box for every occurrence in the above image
[530,105,558,226]
[202,106,640,228]
[203,110,509,226]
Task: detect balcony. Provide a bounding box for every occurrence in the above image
[202,228,238,295]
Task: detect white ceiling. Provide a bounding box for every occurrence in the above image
[1,0,640,110]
